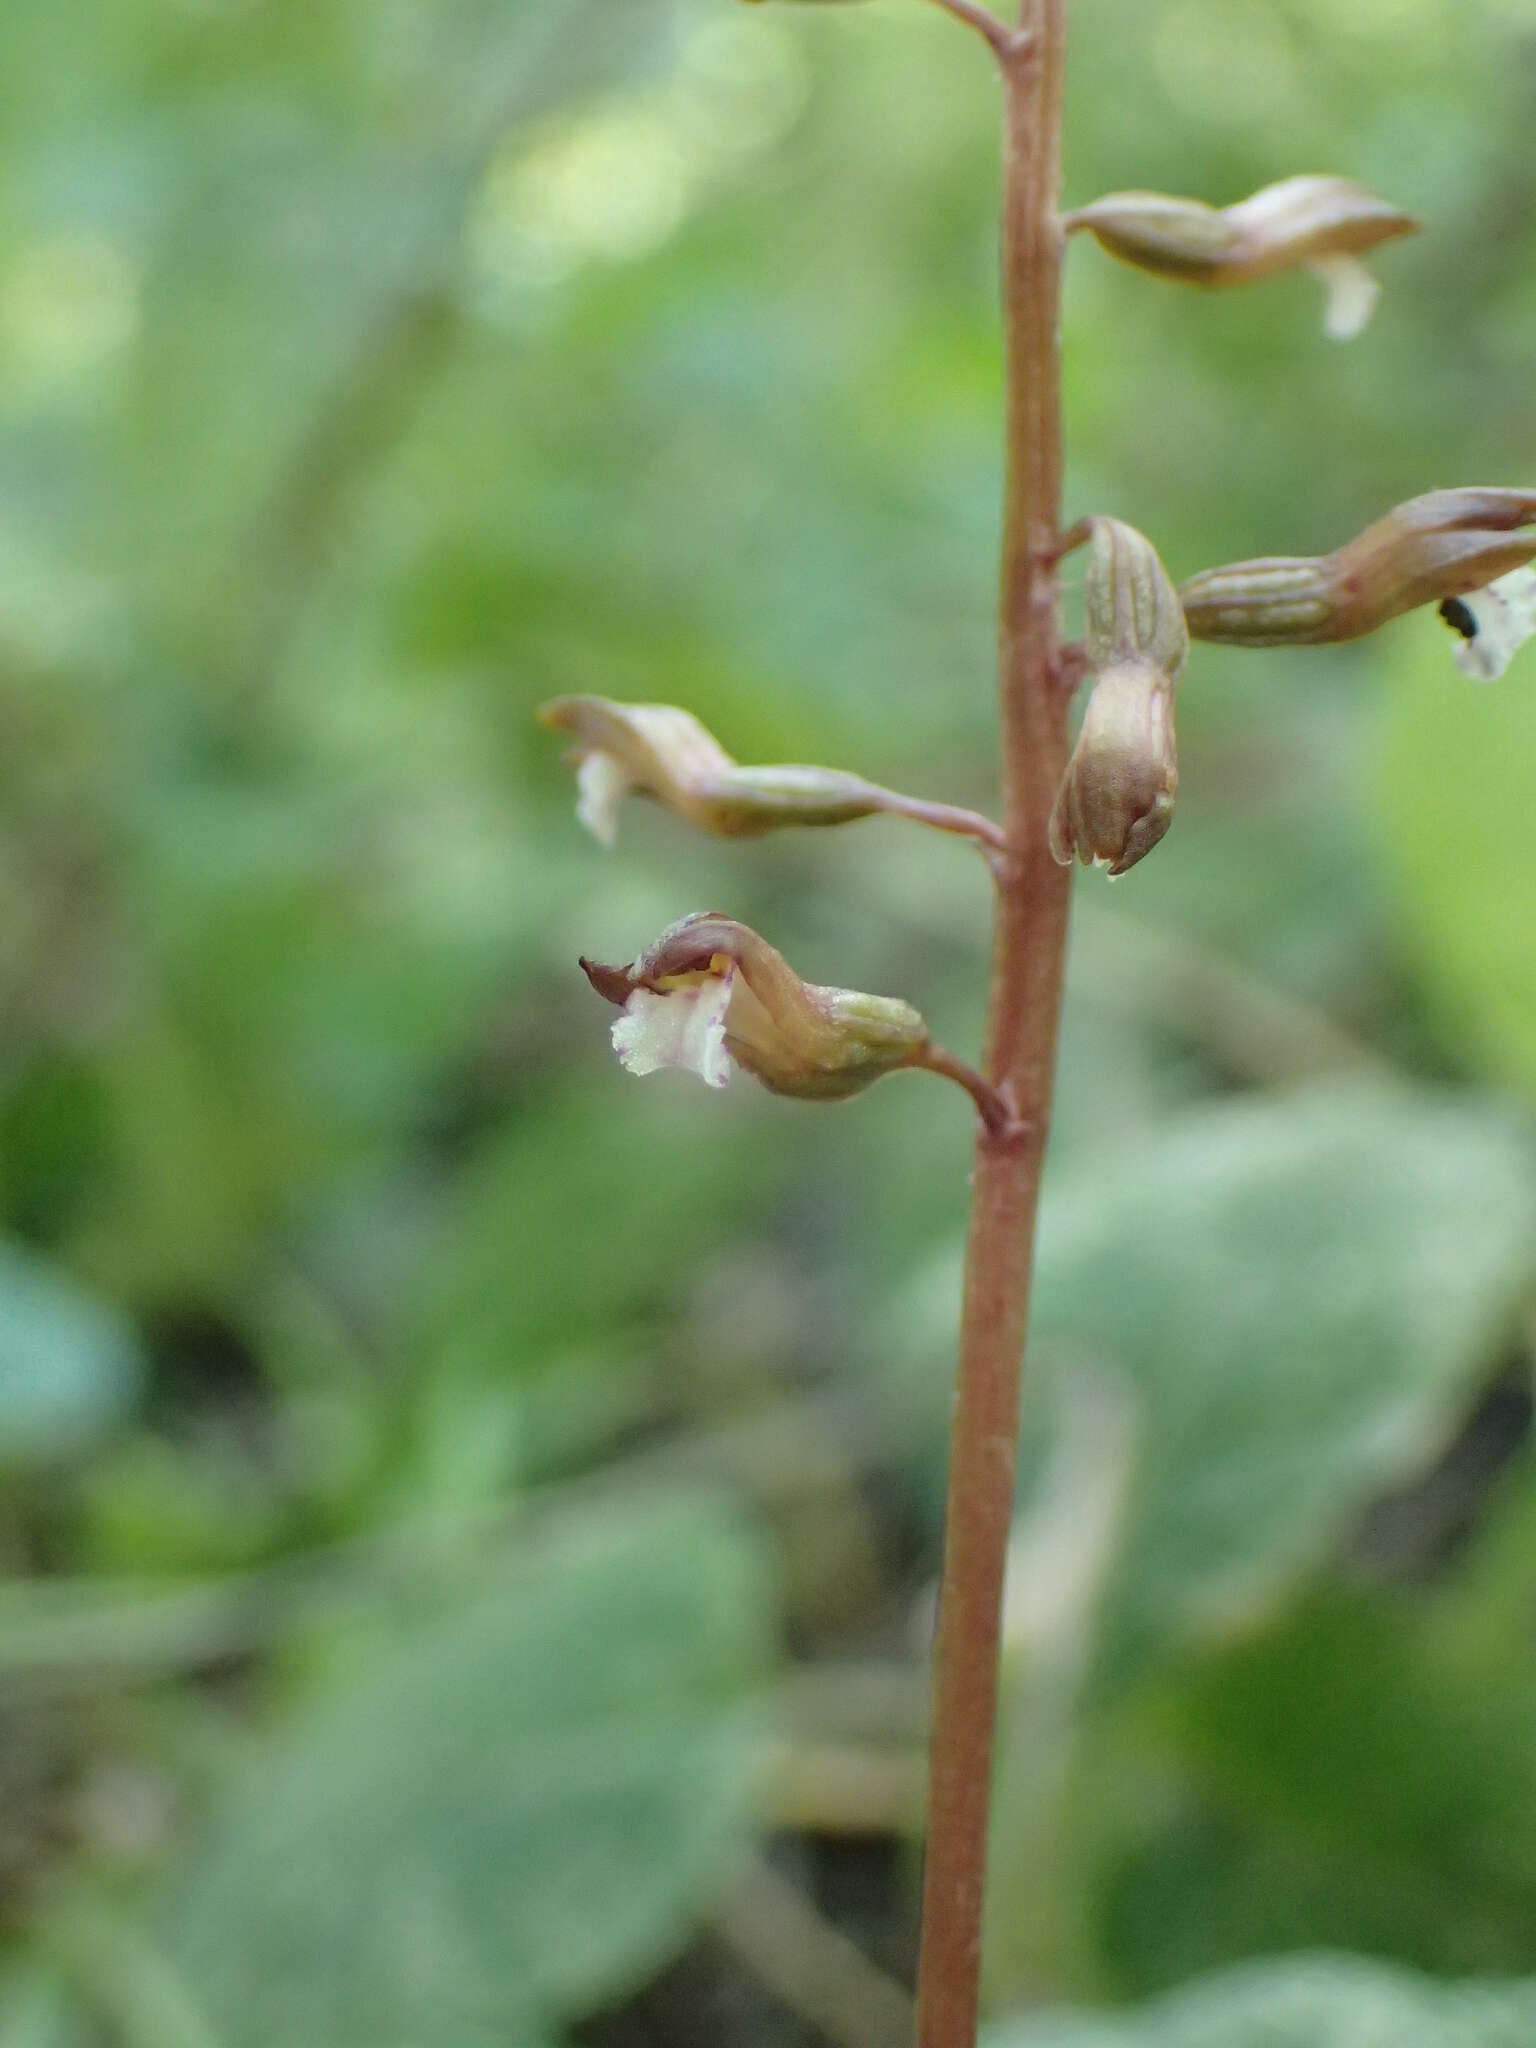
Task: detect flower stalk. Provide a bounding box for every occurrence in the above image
[914,10,1072,2048]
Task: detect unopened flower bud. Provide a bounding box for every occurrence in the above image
[1065,175,1418,340]
[1049,662,1178,878]
[580,913,929,1102]
[540,694,1004,855]
[1180,488,1536,647]
[1083,516,1189,681]
[1050,519,1184,877]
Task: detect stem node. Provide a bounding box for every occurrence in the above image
[913,1043,1018,1140]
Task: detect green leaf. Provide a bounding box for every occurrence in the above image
[0,1967,90,2048]
[1377,626,1536,1105]
[1089,1580,1536,1990]
[978,1088,1536,2004]
[1029,1083,1536,1687]
[896,1083,1536,1692]
[407,1080,800,1378]
[156,1491,771,2044]
[984,1954,1536,2048]
[0,1237,145,1466]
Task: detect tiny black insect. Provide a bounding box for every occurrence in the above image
[1439,596,1479,641]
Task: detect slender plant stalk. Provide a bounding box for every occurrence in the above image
[914,7,1072,2047]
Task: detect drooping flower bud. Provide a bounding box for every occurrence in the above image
[1064,175,1418,339]
[1180,489,1536,648]
[1049,664,1178,877]
[540,695,1004,855]
[1051,519,1185,876]
[580,913,930,1102]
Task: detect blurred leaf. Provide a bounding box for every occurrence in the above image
[899,1084,1536,1696]
[981,1086,1536,2005]
[75,1432,291,1577]
[0,1967,90,2048]
[983,1953,1536,2048]
[1178,1580,1536,1900]
[1092,1578,1536,1989]
[0,1236,145,1466]
[901,1081,1536,1703]
[155,1491,771,2043]
[1030,1083,1536,1688]
[407,1081,799,1377]
[1377,626,1536,1105]
[36,1899,231,2048]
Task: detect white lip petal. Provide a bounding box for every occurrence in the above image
[1451,630,1507,683]
[1443,567,1536,683]
[610,971,735,1088]
[575,749,632,848]
[1308,254,1380,342]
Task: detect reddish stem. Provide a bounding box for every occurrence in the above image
[863,788,1011,859]
[913,9,1072,2048]
[909,1042,1020,1140]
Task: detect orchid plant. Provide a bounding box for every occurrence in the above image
[541,4,1536,2045]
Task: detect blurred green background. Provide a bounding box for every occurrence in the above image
[4,0,1536,2042]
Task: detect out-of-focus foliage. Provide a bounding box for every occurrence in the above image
[160,1493,767,2048]
[0,1240,145,1468]
[983,1954,1536,2048]
[1380,631,1536,1100]
[3,0,1536,2041]
[897,1085,1536,1693]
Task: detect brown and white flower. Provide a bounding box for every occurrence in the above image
[1065,175,1418,340]
[1180,488,1536,647]
[540,695,1003,856]
[581,914,930,1101]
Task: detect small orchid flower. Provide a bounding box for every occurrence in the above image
[1050,663,1178,877]
[1064,175,1418,340]
[1180,488,1536,647]
[1439,567,1536,682]
[581,914,929,1101]
[540,696,1005,858]
[580,913,1013,1129]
